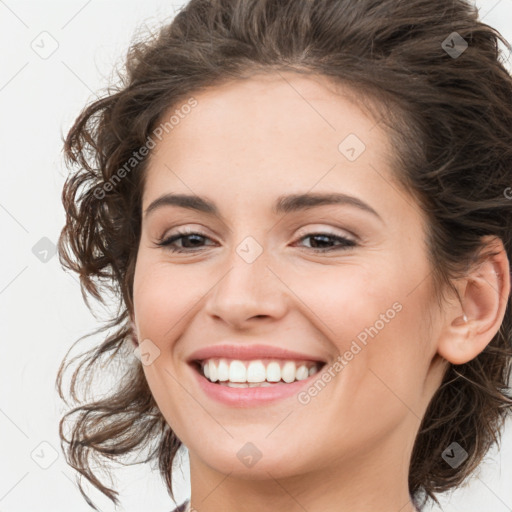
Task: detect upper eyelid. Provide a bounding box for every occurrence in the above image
[293,223,357,240]
[160,223,355,236]
[159,224,219,241]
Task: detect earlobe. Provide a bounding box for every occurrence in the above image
[436,236,510,365]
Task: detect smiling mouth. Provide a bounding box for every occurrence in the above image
[190,358,327,387]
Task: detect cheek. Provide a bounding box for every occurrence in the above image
[132,257,204,432]
[286,258,408,344]
[133,256,203,342]
[296,257,432,406]
[345,291,432,423]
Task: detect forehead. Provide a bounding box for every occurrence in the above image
[142,72,412,225]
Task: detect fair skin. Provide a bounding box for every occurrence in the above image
[131,72,509,512]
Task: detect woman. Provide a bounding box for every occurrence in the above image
[56,1,512,511]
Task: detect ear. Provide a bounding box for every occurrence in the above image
[436,236,511,365]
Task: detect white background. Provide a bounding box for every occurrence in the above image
[1,1,512,511]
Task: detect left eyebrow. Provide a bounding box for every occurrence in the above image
[272,192,383,223]
[144,192,384,224]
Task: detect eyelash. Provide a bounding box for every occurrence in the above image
[156,228,357,253]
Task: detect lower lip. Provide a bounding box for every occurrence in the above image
[190,363,325,407]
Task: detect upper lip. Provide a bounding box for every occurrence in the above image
[187,344,327,363]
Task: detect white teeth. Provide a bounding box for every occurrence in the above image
[296,365,309,380]
[208,360,218,382]
[218,359,229,381]
[250,381,272,387]
[200,358,322,385]
[281,361,296,383]
[226,382,248,388]
[266,361,281,382]
[247,360,266,382]
[229,360,247,382]
[220,381,274,388]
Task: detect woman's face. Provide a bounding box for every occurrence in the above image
[132,72,448,481]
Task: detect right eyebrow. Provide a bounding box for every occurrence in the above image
[144,193,218,218]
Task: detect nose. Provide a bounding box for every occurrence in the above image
[203,247,289,329]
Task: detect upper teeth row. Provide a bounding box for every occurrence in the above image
[201,358,321,383]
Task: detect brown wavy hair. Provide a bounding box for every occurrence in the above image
[56,0,512,509]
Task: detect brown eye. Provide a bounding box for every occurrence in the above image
[156,230,357,254]
[157,230,216,253]
[295,232,357,252]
